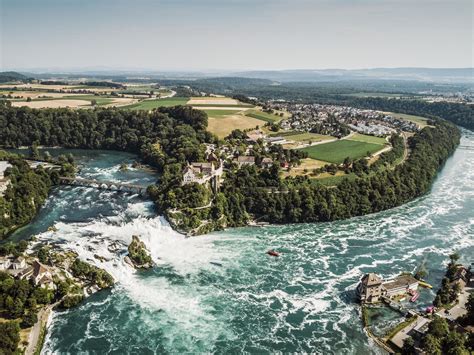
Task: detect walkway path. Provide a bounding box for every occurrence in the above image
[25,301,60,355]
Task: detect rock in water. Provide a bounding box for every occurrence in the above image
[127,235,153,269]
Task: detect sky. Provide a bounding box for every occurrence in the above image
[0,0,472,71]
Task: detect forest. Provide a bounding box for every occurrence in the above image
[0,150,75,239]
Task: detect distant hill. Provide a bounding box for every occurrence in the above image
[231,68,474,83]
[0,71,33,83]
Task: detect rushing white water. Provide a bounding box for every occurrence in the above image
[14,134,473,354]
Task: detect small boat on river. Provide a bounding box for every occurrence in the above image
[267,250,280,257]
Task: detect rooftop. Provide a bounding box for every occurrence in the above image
[383,274,418,290]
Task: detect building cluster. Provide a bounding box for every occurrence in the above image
[0,255,56,289]
[357,273,420,304]
[267,102,419,136]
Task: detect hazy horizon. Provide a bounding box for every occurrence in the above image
[1,0,473,71]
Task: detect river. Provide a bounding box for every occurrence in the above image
[10,131,474,354]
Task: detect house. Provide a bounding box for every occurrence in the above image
[236,156,255,168]
[261,157,274,168]
[357,273,384,304]
[382,274,419,298]
[0,161,12,178]
[31,260,54,288]
[0,256,12,270]
[182,161,223,186]
[451,267,469,290]
[11,256,26,270]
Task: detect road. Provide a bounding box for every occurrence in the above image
[25,301,60,355]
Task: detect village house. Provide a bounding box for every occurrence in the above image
[357,273,384,303]
[382,274,419,298]
[357,273,419,304]
[451,266,469,290]
[236,156,255,168]
[0,161,12,178]
[11,256,26,270]
[0,161,12,196]
[31,260,56,289]
[0,256,12,270]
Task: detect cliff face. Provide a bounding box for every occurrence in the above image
[126,235,153,269]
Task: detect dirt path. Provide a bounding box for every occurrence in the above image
[25,301,59,355]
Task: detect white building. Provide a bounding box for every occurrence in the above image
[182,161,223,186]
[0,256,12,270]
[0,161,12,178]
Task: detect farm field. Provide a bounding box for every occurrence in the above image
[123,97,189,110]
[281,132,333,142]
[300,139,384,163]
[207,113,262,138]
[62,95,114,106]
[187,97,240,105]
[388,112,430,128]
[245,110,281,123]
[349,133,388,145]
[203,109,245,117]
[280,158,328,178]
[11,99,90,109]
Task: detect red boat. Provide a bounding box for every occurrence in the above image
[410,292,419,302]
[267,250,280,257]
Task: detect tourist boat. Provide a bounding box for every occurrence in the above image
[210,261,223,267]
[410,292,419,302]
[267,250,280,257]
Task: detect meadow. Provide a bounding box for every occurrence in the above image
[389,112,430,128]
[123,97,189,110]
[245,110,281,123]
[349,133,388,145]
[300,139,384,163]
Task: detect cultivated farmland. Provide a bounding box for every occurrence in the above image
[300,140,384,163]
[123,97,189,110]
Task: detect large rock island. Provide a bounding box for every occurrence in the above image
[125,235,153,269]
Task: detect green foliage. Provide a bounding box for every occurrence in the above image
[128,236,152,267]
[70,259,114,289]
[0,321,20,354]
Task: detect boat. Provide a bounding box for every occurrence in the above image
[267,250,280,257]
[210,261,223,267]
[418,281,433,289]
[410,292,419,302]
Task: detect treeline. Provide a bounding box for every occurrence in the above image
[0,102,215,172]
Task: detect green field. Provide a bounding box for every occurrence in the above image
[300,140,384,163]
[389,112,430,127]
[245,110,281,123]
[282,132,333,142]
[63,95,114,106]
[349,133,388,145]
[123,97,189,110]
[204,109,243,117]
[191,103,254,108]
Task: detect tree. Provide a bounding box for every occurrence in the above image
[20,312,38,328]
[0,321,20,354]
[423,334,442,355]
[401,337,416,355]
[90,99,97,106]
[428,317,449,338]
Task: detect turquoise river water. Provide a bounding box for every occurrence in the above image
[9,130,474,354]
